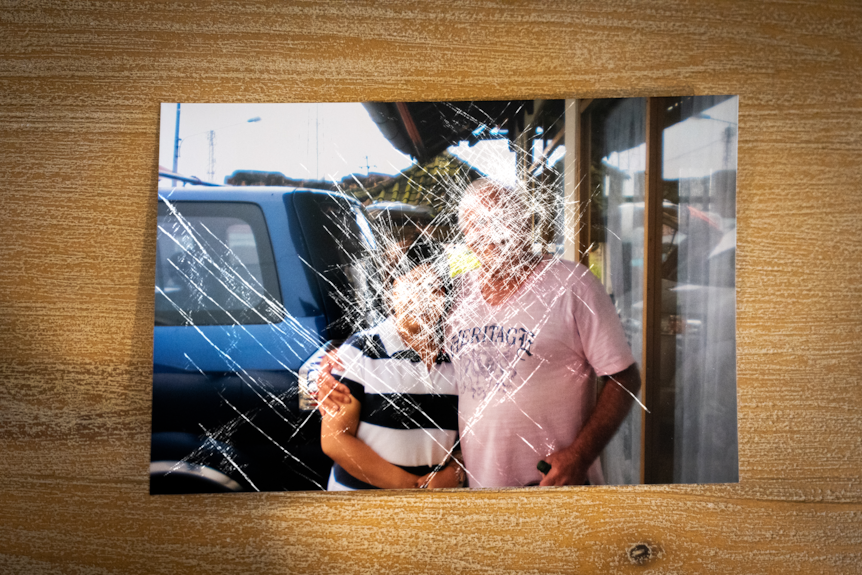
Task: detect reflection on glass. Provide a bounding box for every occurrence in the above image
[587,98,646,485]
[155,202,284,326]
[661,96,738,483]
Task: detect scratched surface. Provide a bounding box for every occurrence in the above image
[152,96,737,494]
[1,1,861,573]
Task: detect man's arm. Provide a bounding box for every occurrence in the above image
[539,363,641,486]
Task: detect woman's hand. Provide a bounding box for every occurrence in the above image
[415,461,463,489]
[315,350,352,416]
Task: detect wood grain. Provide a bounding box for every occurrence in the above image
[1,0,861,573]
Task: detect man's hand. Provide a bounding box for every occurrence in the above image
[537,449,589,487]
[315,351,352,416]
[538,363,642,487]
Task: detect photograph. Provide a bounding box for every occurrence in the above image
[151,96,739,494]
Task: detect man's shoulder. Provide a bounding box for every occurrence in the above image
[542,256,588,274]
[536,256,600,292]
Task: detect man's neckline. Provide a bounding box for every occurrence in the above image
[479,254,549,308]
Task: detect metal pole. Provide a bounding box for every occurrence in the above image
[172,103,181,186]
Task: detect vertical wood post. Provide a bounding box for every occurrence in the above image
[641,97,668,484]
[563,99,578,262]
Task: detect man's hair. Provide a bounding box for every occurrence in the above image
[457,177,532,231]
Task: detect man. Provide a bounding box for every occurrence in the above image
[320,178,641,488]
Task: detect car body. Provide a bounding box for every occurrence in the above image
[151,186,381,493]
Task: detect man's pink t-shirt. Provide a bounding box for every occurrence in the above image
[447,256,636,488]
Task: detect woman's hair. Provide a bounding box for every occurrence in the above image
[393,239,451,295]
[387,239,455,330]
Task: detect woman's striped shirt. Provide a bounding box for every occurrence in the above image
[327,317,459,491]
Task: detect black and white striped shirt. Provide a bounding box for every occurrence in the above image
[327,317,459,491]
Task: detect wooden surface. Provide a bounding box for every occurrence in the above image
[1,1,861,573]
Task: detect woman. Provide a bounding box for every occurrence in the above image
[320,241,464,490]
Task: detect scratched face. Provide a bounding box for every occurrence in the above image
[460,191,532,280]
[390,263,447,339]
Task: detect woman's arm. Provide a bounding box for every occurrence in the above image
[415,458,465,489]
[320,396,420,490]
[315,351,353,415]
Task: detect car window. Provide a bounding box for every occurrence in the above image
[155,201,284,326]
[291,192,384,340]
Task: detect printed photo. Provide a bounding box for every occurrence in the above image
[152,97,738,493]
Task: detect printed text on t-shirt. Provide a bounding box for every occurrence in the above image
[449,325,536,356]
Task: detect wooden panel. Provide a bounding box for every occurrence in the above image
[1,1,861,573]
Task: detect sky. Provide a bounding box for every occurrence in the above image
[157,102,518,188]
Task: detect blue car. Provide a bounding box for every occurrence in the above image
[151,186,381,493]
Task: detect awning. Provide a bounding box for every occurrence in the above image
[362,100,528,164]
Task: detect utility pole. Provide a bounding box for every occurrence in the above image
[207,130,216,183]
[172,103,181,186]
